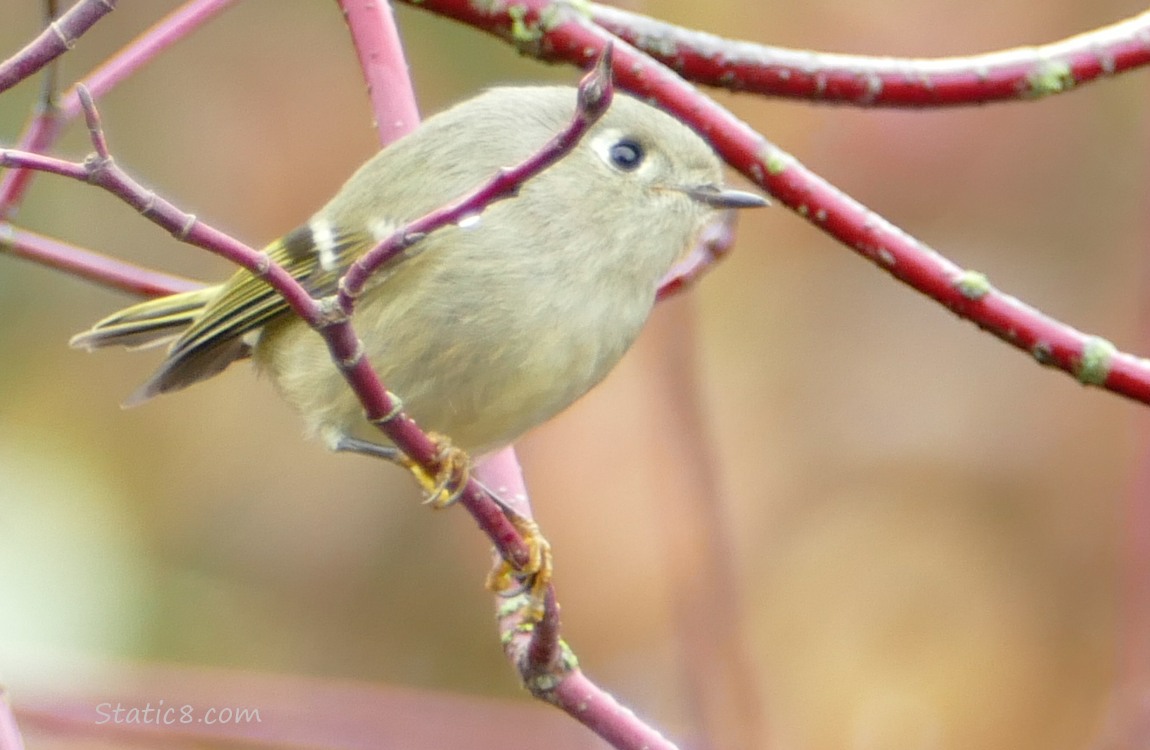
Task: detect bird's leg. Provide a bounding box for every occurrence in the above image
[335,431,552,618]
[333,432,470,508]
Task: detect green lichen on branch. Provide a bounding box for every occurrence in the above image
[1026,60,1074,97]
[954,269,992,300]
[1074,336,1117,385]
[508,4,542,45]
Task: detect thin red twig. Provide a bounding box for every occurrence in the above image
[552,672,678,750]
[0,149,87,181]
[336,48,614,309]
[591,4,1150,107]
[316,35,676,747]
[0,103,62,222]
[0,0,115,95]
[338,2,599,720]
[0,224,201,297]
[0,5,64,224]
[59,0,241,120]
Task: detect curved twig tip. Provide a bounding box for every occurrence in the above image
[75,82,93,114]
[577,41,614,117]
[75,84,110,158]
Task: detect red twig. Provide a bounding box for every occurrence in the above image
[336,48,614,309]
[0,224,201,298]
[0,149,87,181]
[403,0,1150,408]
[2,11,622,738]
[325,47,614,591]
[337,0,580,705]
[0,71,62,222]
[0,7,730,744]
[331,0,510,604]
[324,36,677,746]
[54,88,316,315]
[0,116,60,222]
[552,672,678,750]
[338,0,422,146]
[591,4,1150,107]
[0,0,116,95]
[59,0,241,120]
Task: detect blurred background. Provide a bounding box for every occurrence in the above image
[2,1,1149,748]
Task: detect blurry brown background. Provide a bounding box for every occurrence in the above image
[2,1,1149,748]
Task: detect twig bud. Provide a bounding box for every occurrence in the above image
[576,42,614,118]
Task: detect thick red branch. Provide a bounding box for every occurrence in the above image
[590,5,1150,107]
[338,0,422,146]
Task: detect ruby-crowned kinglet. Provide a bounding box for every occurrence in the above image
[72,86,766,456]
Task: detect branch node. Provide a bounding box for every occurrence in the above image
[175,213,196,240]
[315,294,351,329]
[336,336,365,371]
[137,190,157,217]
[369,392,406,426]
[336,276,358,304]
[49,20,75,50]
[81,151,111,181]
[252,251,271,278]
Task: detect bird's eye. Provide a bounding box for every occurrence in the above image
[608,139,645,171]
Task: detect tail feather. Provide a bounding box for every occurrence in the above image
[124,336,251,406]
[70,288,216,351]
[71,286,255,406]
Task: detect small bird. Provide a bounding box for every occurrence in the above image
[72,85,766,461]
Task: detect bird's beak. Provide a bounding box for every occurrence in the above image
[680,184,769,209]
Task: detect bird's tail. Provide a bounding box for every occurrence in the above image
[69,287,217,352]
